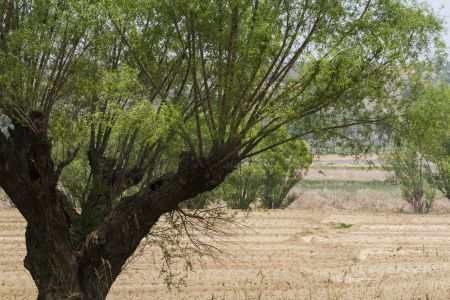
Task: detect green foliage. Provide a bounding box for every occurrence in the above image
[0,0,442,220]
[218,159,265,209]
[218,137,312,209]
[1,0,443,190]
[383,146,436,213]
[334,223,352,229]
[407,83,450,200]
[259,138,313,209]
[0,0,105,110]
[381,80,450,211]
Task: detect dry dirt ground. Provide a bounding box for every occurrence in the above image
[2,209,450,299]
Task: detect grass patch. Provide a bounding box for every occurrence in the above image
[328,222,353,229]
[335,223,352,229]
[299,179,398,192]
[310,165,383,170]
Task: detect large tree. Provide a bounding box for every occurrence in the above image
[0,0,442,299]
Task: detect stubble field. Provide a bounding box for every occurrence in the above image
[2,210,450,299]
[1,158,450,299]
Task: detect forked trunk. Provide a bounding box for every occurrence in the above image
[23,209,149,300]
[22,197,161,300]
[0,111,237,299]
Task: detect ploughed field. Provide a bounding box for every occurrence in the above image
[2,209,450,299]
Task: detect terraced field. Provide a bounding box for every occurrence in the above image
[1,209,450,299]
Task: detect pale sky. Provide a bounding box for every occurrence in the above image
[425,0,450,49]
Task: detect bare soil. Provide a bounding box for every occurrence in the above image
[304,168,388,181]
[1,208,450,299]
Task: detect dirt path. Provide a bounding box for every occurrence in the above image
[1,209,450,299]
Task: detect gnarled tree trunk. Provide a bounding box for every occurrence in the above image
[0,111,235,299]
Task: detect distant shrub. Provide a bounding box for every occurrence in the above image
[219,138,312,209]
[183,138,312,210]
[381,83,450,212]
[383,146,436,213]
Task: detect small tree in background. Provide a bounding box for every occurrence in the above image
[218,160,265,209]
[218,137,312,209]
[383,82,450,212]
[383,145,436,213]
[407,83,450,201]
[259,139,312,209]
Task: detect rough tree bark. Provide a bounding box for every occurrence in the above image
[0,111,236,299]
